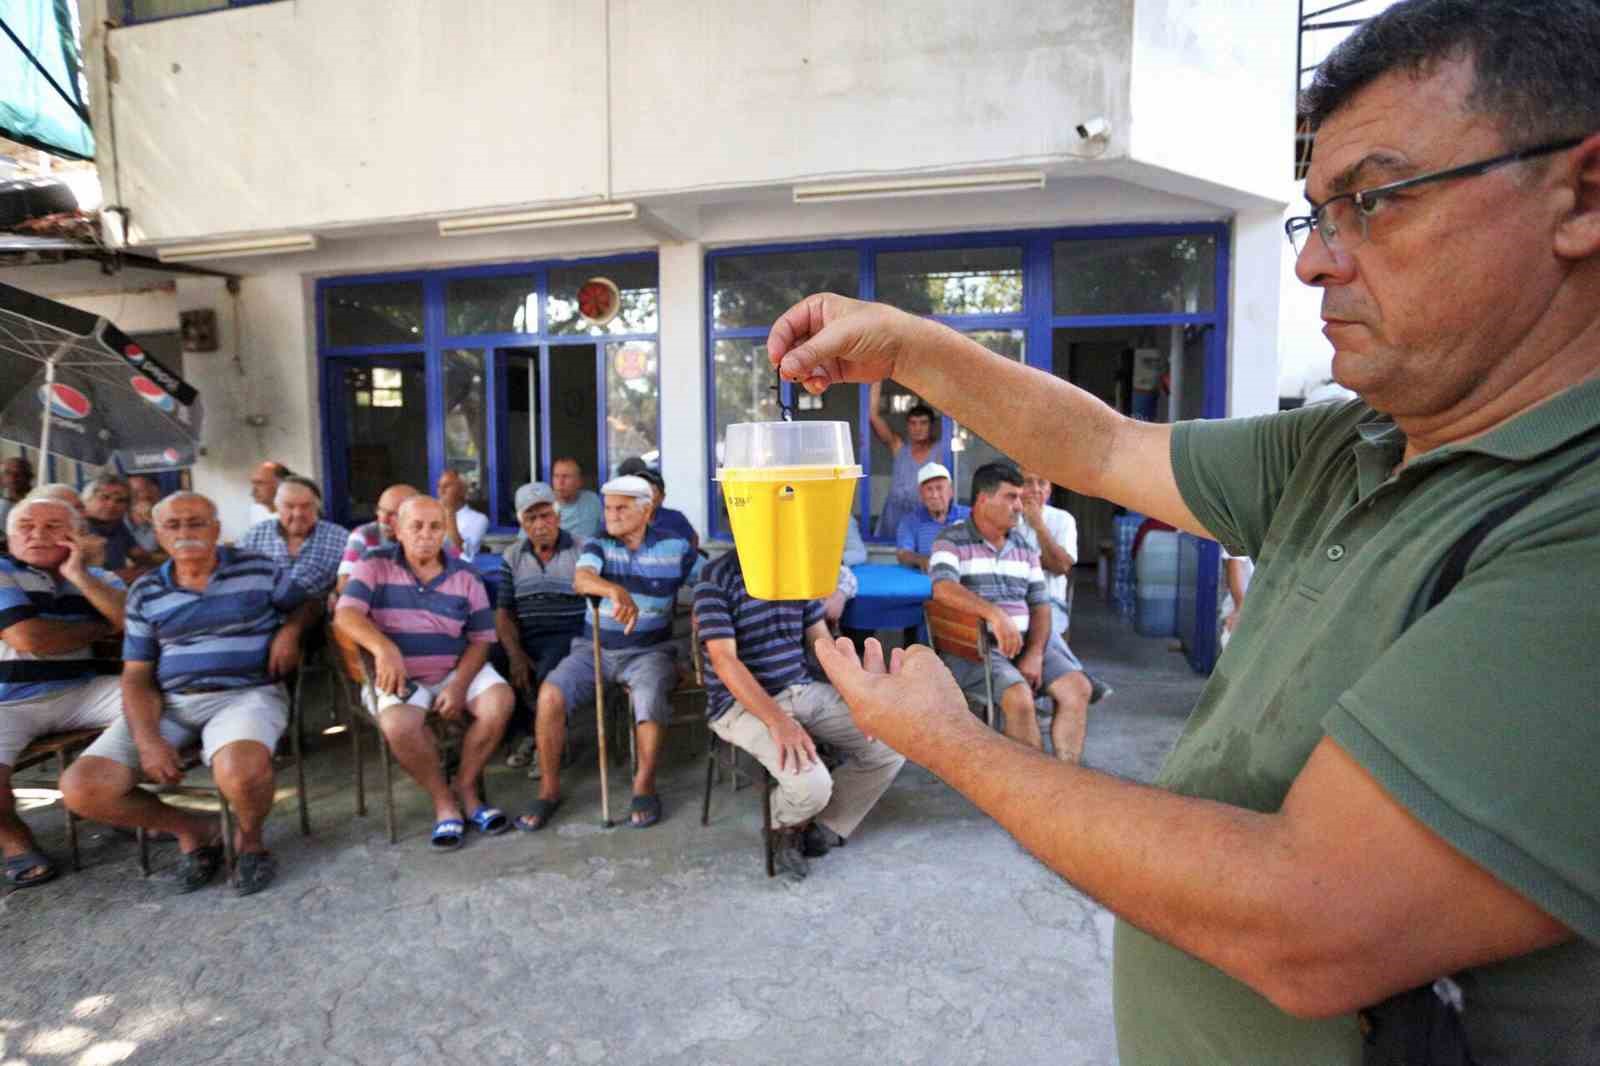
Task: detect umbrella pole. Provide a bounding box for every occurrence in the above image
[37,358,55,472]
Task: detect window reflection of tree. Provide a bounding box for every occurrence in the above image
[606,342,659,475]
[444,349,487,506]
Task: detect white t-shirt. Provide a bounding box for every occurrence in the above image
[247,501,274,529]
[454,504,489,559]
[1018,504,1078,634]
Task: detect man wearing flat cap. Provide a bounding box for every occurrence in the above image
[520,474,701,830]
[494,483,586,770]
[895,461,970,573]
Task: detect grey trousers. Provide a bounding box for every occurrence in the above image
[710,682,904,837]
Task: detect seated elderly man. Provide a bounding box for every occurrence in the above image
[693,548,903,879]
[437,469,488,560]
[495,483,585,771]
[616,456,700,552]
[334,495,512,850]
[895,462,970,572]
[238,475,349,599]
[335,483,460,596]
[62,492,317,896]
[521,475,701,831]
[82,475,156,582]
[928,462,1094,761]
[0,496,127,888]
[124,475,163,557]
[29,485,105,570]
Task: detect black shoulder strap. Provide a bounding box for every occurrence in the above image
[1423,439,1600,614]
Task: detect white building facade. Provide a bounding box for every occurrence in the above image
[63,0,1295,549]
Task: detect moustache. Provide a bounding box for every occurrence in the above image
[173,539,209,551]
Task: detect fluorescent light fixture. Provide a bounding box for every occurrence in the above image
[793,170,1046,204]
[157,233,318,262]
[438,201,640,237]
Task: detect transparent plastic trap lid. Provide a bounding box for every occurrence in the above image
[718,421,860,475]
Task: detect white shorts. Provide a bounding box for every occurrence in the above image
[0,675,124,767]
[83,683,290,771]
[363,662,507,718]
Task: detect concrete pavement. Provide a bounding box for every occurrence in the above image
[1,596,1204,1066]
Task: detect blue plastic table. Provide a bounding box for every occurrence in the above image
[840,564,932,631]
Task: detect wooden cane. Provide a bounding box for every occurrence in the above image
[591,598,613,828]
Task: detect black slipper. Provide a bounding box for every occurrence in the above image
[515,797,562,832]
[630,793,662,829]
[234,851,277,896]
[3,850,56,888]
[175,842,223,894]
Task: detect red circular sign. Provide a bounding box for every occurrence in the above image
[577,277,621,326]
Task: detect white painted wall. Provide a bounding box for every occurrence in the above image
[1128,0,1299,205]
[1227,208,1285,418]
[656,242,708,536]
[174,274,319,540]
[1278,199,1333,398]
[86,0,1139,246]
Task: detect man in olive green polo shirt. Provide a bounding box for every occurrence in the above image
[764,3,1599,1061]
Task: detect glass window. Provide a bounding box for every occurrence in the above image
[446,275,537,336]
[876,246,1024,316]
[547,260,659,336]
[443,349,488,509]
[334,357,428,525]
[709,339,784,532]
[1053,235,1217,316]
[711,249,858,330]
[323,281,424,347]
[949,330,1024,500]
[605,341,659,478]
[127,0,228,18]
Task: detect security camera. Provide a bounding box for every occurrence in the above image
[1075,116,1111,141]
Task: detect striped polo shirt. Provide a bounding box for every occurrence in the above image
[929,517,1048,633]
[498,531,585,642]
[0,556,123,704]
[337,544,494,686]
[124,547,306,694]
[692,551,823,721]
[578,527,701,649]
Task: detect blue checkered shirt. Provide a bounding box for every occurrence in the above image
[237,518,349,597]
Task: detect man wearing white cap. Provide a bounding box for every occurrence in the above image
[894,462,970,573]
[520,475,702,830]
[495,483,585,770]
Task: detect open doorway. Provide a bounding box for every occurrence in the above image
[546,342,599,490]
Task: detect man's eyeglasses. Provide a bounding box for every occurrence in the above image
[1285,136,1585,256]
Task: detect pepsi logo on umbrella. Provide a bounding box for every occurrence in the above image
[131,374,177,412]
[38,383,92,420]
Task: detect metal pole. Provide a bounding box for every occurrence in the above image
[38,359,54,465]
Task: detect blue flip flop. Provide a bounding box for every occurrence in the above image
[430,818,465,851]
[467,807,509,836]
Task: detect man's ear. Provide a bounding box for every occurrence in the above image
[1554,133,1600,260]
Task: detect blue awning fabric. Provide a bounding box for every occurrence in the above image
[0,0,93,161]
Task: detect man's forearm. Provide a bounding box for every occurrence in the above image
[896,550,928,570]
[1027,516,1075,576]
[930,579,1005,628]
[333,607,396,658]
[495,609,527,659]
[3,619,111,655]
[75,572,127,630]
[707,650,790,731]
[450,640,492,686]
[121,675,166,741]
[572,570,621,602]
[1023,605,1051,655]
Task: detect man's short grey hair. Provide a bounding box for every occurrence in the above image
[6,495,81,536]
[83,474,128,498]
[31,483,80,502]
[1301,0,1600,146]
[151,491,218,525]
[275,475,324,514]
[395,494,444,523]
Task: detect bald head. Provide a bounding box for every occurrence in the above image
[375,483,420,539]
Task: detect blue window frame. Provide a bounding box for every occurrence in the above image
[122,0,284,25]
[704,223,1230,544]
[317,253,659,531]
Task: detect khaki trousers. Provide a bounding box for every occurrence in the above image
[709,682,904,837]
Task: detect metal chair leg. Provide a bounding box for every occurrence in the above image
[219,791,235,886]
[138,826,149,876]
[380,730,396,845]
[701,736,717,826]
[58,748,81,871]
[351,686,367,819]
[761,765,775,878]
[293,686,309,837]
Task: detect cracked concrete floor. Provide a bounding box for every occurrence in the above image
[1,598,1202,1066]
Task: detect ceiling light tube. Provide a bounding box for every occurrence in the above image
[792,170,1046,204]
[157,233,318,261]
[438,201,639,237]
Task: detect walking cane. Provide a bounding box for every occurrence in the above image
[591,597,613,828]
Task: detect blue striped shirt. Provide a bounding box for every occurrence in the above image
[0,557,123,704]
[895,502,972,557]
[692,552,823,721]
[124,547,307,693]
[578,527,701,649]
[337,545,495,687]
